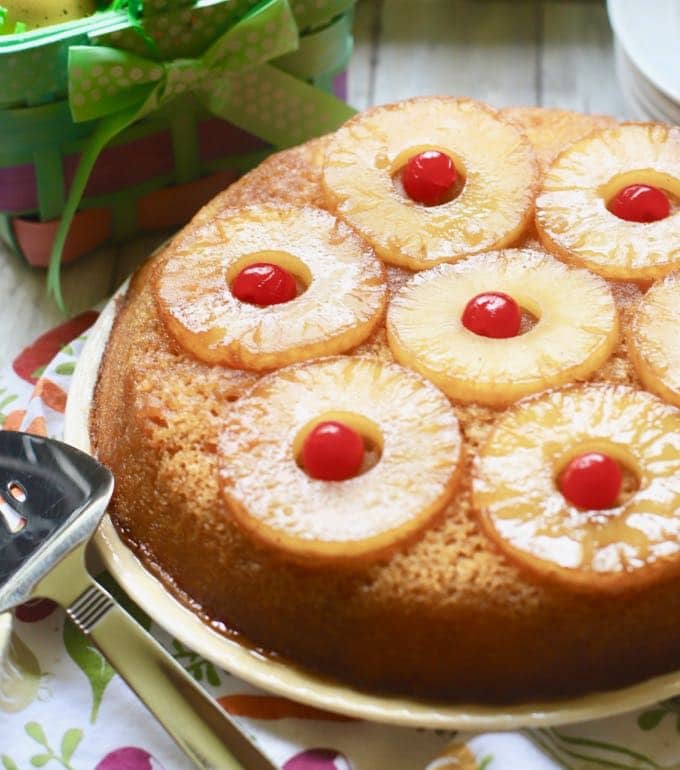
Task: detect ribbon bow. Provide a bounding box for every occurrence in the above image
[49,0,355,308]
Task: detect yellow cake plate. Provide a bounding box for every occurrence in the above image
[63,283,680,731]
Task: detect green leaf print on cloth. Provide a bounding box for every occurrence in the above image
[63,619,115,723]
[529,727,664,770]
[26,720,49,747]
[171,639,221,686]
[639,698,680,735]
[0,632,42,713]
[54,363,76,376]
[60,730,83,765]
[21,723,83,770]
[0,387,17,423]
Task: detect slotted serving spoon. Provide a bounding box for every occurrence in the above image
[0,430,277,770]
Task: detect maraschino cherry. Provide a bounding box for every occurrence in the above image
[609,184,670,223]
[559,452,622,510]
[461,292,521,339]
[231,263,297,306]
[402,150,458,205]
[302,421,364,481]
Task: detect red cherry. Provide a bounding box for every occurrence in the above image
[461,292,522,339]
[402,151,458,205]
[302,421,364,481]
[231,263,297,306]
[559,452,622,510]
[609,184,670,223]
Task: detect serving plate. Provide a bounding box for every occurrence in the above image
[614,43,680,124]
[608,0,680,105]
[63,285,680,731]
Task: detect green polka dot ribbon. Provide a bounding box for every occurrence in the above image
[47,0,356,308]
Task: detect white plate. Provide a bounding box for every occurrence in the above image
[615,46,678,123]
[615,44,680,124]
[63,286,680,731]
[608,0,680,105]
[0,613,11,662]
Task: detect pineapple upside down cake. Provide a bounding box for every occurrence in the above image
[92,97,680,703]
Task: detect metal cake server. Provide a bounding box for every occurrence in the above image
[0,430,277,770]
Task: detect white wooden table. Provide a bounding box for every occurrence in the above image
[0,0,629,366]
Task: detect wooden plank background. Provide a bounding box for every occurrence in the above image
[0,0,630,365]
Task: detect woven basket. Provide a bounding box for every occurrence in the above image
[0,0,354,270]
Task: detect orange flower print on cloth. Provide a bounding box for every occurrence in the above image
[33,379,67,414]
[2,409,25,430]
[425,743,485,770]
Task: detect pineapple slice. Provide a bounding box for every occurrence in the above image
[386,249,619,406]
[535,123,680,282]
[321,97,538,270]
[154,205,386,371]
[501,106,617,173]
[473,384,680,591]
[219,356,462,564]
[628,272,680,406]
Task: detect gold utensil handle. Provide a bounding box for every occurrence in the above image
[66,580,277,770]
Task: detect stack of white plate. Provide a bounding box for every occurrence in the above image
[0,612,11,664]
[608,0,680,124]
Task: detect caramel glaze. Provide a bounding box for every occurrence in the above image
[91,117,680,704]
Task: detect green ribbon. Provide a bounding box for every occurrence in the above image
[49,0,355,308]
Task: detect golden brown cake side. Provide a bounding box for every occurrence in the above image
[91,108,680,703]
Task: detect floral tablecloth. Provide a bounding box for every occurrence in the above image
[0,312,679,769]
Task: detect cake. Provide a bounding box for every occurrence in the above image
[91,97,680,703]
